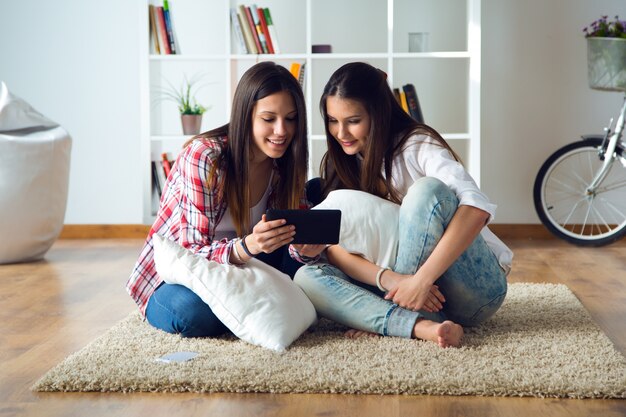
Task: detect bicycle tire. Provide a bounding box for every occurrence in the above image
[533,138,626,246]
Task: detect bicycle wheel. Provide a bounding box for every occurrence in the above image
[533,138,626,246]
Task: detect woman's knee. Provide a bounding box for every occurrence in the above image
[408,177,453,200]
[294,263,349,307]
[402,177,458,220]
[397,178,459,242]
[147,283,227,337]
[294,264,325,295]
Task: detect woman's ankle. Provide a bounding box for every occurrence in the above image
[413,319,463,348]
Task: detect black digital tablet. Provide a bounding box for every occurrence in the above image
[265,209,341,244]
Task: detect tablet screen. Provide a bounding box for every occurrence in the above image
[265,209,341,244]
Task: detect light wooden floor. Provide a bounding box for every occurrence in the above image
[1,237,625,417]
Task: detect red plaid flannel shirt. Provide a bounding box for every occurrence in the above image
[126,136,311,316]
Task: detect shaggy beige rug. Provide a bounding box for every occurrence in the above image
[32,283,626,398]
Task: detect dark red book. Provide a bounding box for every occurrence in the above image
[161,153,172,178]
[257,7,274,54]
[244,7,262,54]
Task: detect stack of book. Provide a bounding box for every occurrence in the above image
[149,1,178,55]
[152,152,175,198]
[231,4,281,54]
[393,84,424,123]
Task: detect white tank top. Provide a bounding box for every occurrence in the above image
[214,173,273,240]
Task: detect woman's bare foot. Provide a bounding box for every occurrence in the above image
[413,319,463,348]
[344,328,380,339]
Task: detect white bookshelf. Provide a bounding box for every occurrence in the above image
[140,0,481,224]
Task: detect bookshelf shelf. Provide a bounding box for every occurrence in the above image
[392,52,472,59]
[149,54,230,61]
[230,54,308,60]
[150,135,193,142]
[140,0,481,224]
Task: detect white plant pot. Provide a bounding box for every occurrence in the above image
[181,114,202,135]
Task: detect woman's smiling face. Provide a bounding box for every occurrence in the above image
[325,95,371,156]
[250,90,298,162]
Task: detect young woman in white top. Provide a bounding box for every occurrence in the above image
[293,62,513,348]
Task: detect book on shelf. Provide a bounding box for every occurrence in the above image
[289,62,301,79]
[161,152,172,178]
[233,4,280,55]
[162,0,178,54]
[152,153,176,199]
[151,161,163,197]
[149,1,179,55]
[151,159,162,215]
[289,62,305,90]
[257,7,274,54]
[243,6,263,54]
[238,5,258,54]
[263,8,280,54]
[297,62,306,89]
[402,84,424,123]
[148,5,161,54]
[230,8,248,54]
[153,6,171,54]
[399,90,409,113]
[250,4,269,54]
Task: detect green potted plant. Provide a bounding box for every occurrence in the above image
[158,72,211,135]
[583,15,626,91]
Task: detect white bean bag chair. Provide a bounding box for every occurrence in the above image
[0,81,72,264]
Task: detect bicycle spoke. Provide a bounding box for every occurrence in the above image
[598,196,626,225]
[560,197,587,228]
[596,178,626,194]
[547,176,584,196]
[585,149,597,180]
[577,199,595,236]
[534,138,626,245]
[588,200,611,235]
[563,158,594,185]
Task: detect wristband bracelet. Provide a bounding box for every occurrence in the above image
[240,234,255,258]
[231,240,243,264]
[375,267,389,292]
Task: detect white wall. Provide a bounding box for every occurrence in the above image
[0,0,143,224]
[482,0,626,222]
[1,0,624,224]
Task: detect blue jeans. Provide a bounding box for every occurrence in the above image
[294,177,508,338]
[146,245,302,337]
[146,283,229,337]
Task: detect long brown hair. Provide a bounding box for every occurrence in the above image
[319,62,459,204]
[189,61,308,236]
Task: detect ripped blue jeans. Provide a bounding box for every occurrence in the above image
[294,177,507,338]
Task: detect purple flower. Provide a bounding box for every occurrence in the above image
[583,15,626,38]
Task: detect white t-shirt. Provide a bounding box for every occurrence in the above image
[386,134,513,274]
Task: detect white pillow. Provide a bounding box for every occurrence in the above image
[152,234,316,353]
[314,189,399,269]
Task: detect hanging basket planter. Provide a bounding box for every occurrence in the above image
[587,37,626,92]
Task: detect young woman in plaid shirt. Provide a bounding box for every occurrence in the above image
[127,62,312,337]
